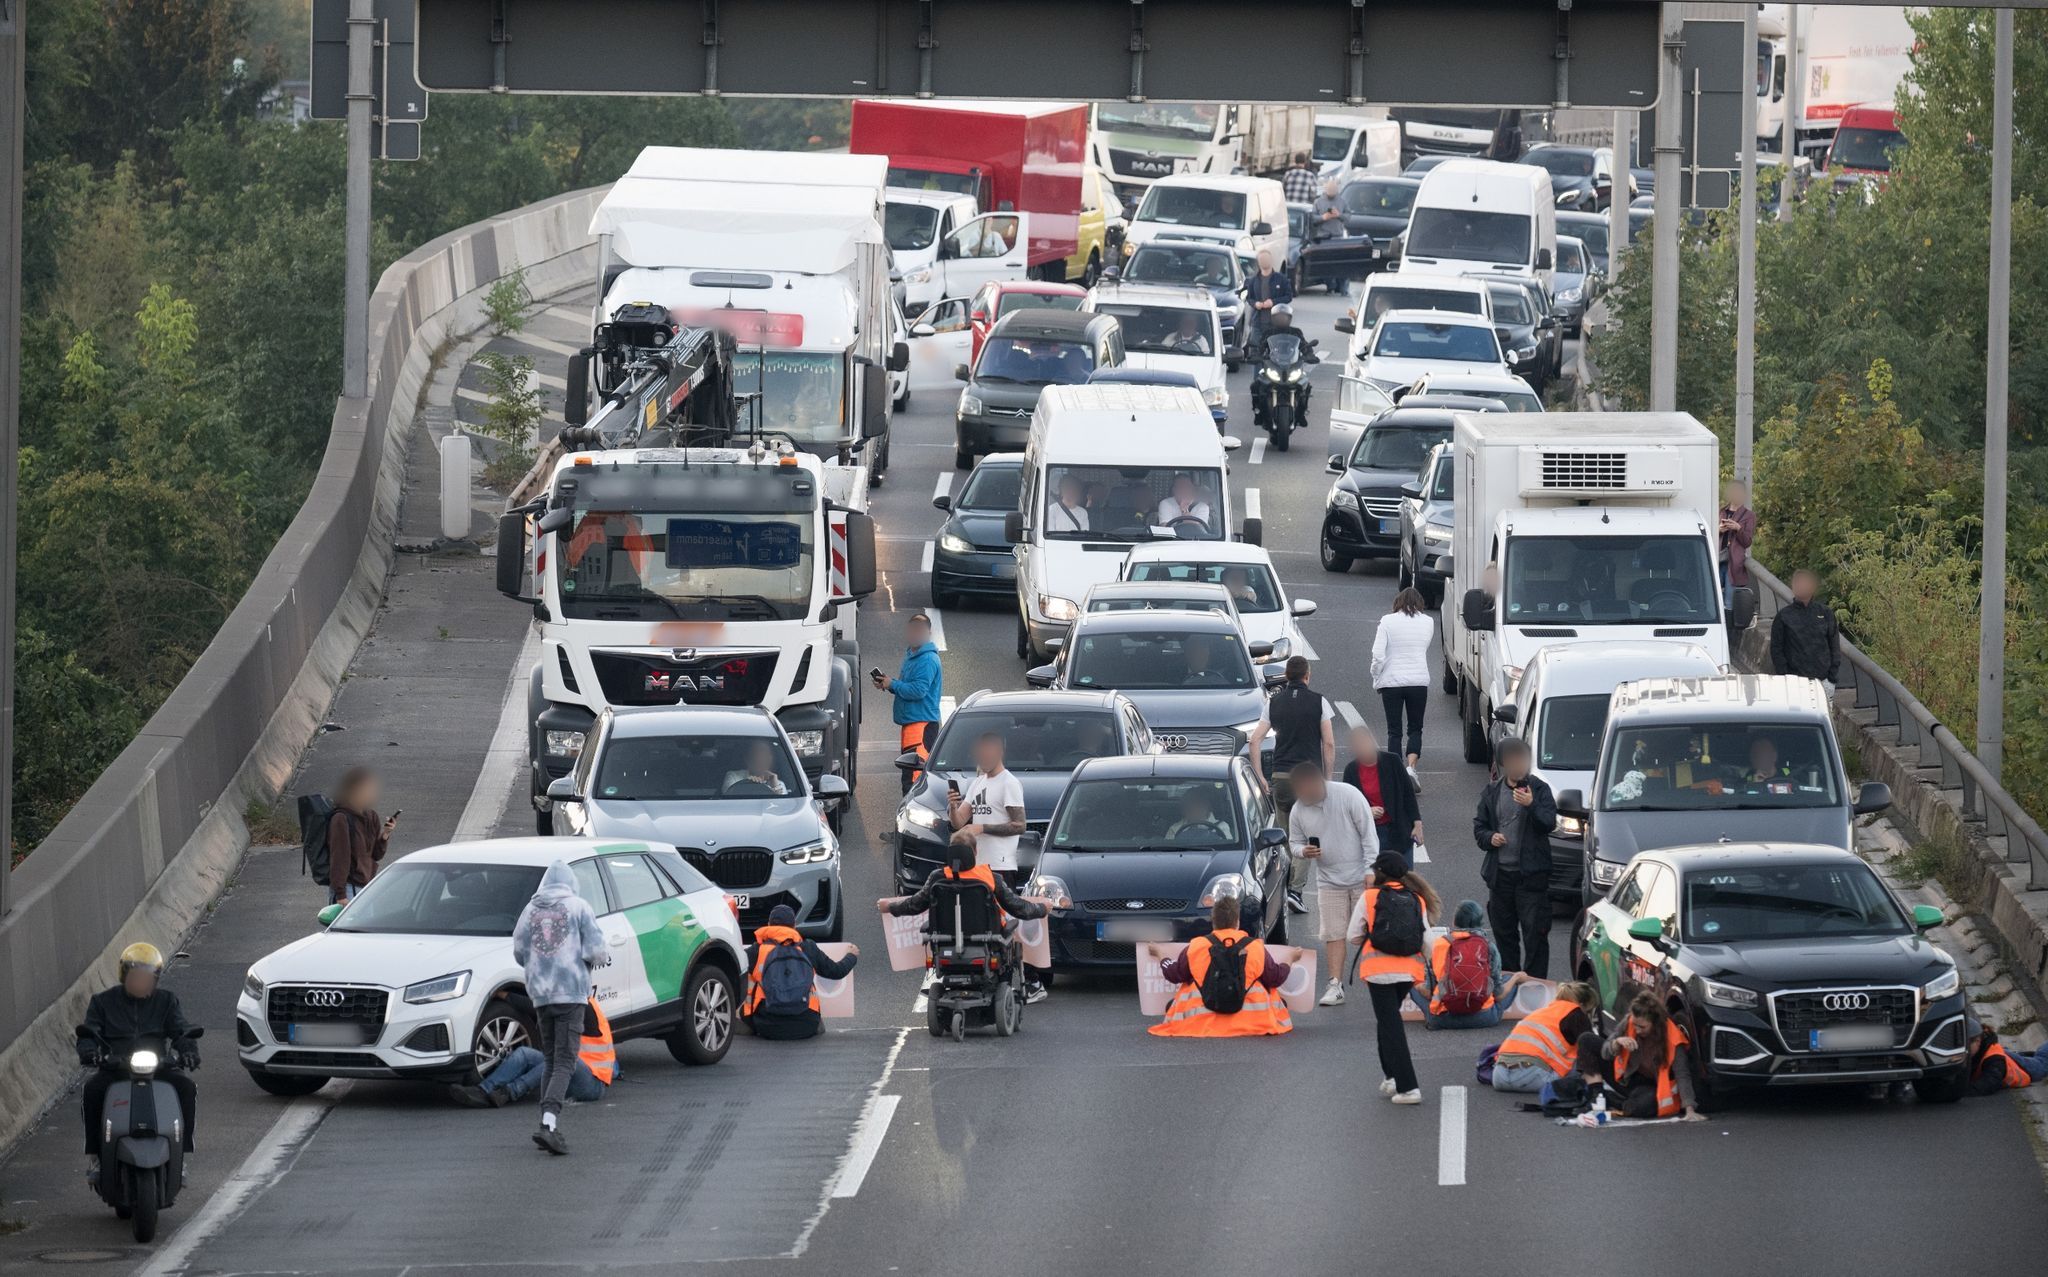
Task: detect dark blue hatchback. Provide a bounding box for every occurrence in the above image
[930,453,1023,608]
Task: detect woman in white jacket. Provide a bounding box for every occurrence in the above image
[1371,588,1436,789]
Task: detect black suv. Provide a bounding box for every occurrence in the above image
[1319,407,1457,573]
[954,309,1124,469]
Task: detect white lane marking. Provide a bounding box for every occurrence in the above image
[932,472,953,502]
[454,625,542,842]
[939,695,956,721]
[516,333,582,358]
[912,992,929,1014]
[544,304,592,325]
[920,541,935,574]
[830,1094,902,1198]
[1335,700,1364,730]
[1244,487,1263,523]
[926,608,948,651]
[137,1083,353,1277]
[1250,437,1267,465]
[790,1026,910,1255]
[1438,1085,1467,1186]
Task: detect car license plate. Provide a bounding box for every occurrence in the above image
[991,561,1016,579]
[729,893,750,911]
[287,1024,365,1047]
[1098,918,1174,943]
[1810,1024,1893,1051]
[1378,518,1399,534]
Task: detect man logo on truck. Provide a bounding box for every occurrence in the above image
[646,671,726,694]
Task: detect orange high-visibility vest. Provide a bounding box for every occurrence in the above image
[1498,1000,1581,1075]
[1976,1041,2035,1090]
[1149,929,1293,1038]
[745,925,819,1015]
[1427,931,1496,1015]
[578,997,616,1085]
[1612,1015,1691,1117]
[1355,884,1427,983]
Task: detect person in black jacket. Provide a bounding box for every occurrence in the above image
[1472,739,1558,977]
[78,942,199,1173]
[1769,569,1842,687]
[1340,725,1423,856]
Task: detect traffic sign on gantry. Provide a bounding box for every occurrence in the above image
[313,0,429,160]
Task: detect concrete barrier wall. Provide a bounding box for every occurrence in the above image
[0,186,605,1149]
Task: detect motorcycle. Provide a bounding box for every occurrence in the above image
[78,1025,201,1242]
[1251,332,1317,452]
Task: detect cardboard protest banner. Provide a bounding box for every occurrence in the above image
[814,942,857,1018]
[1272,948,1318,1014]
[1400,974,1559,1021]
[1136,942,1317,1017]
[1016,898,1054,968]
[879,899,930,972]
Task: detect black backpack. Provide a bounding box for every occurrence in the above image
[1198,934,1251,1015]
[1369,886,1425,957]
[760,940,816,1017]
[297,794,335,884]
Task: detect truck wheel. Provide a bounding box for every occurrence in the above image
[666,965,736,1065]
[1441,662,1458,696]
[1015,615,1031,660]
[1083,251,1102,287]
[246,1068,329,1098]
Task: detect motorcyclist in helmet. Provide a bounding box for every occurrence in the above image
[79,943,198,1180]
[1250,305,1318,425]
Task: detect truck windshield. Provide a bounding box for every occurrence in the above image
[1830,126,1904,173]
[1094,304,1213,356]
[557,508,813,621]
[1134,185,1245,231]
[1504,534,1717,626]
[1068,629,1254,691]
[1098,104,1219,142]
[885,202,942,252]
[1536,693,1609,772]
[1601,723,1841,812]
[1405,208,1532,267]
[1042,464,1225,542]
[887,166,978,198]
[747,351,845,443]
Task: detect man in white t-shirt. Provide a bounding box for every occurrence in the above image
[950,732,1026,875]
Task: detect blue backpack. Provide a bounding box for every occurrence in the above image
[760,940,816,1016]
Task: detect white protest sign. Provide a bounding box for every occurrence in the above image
[879,899,930,972]
[814,943,857,1019]
[1135,942,1317,1017]
[1016,898,1054,968]
[1271,947,1318,1015]
[1136,942,1185,1016]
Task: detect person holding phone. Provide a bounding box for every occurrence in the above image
[1281,761,1375,1008]
[873,613,943,793]
[1471,739,1558,978]
[327,765,397,905]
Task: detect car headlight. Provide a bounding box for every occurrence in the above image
[1589,858,1624,887]
[1701,978,1759,1009]
[1504,349,1521,366]
[1253,637,1290,664]
[787,729,825,758]
[1038,593,1078,623]
[403,970,472,1004]
[780,839,834,864]
[1423,524,1452,545]
[1285,367,1305,382]
[959,392,984,417]
[1557,285,1584,304]
[1556,189,1581,206]
[1025,873,1073,910]
[1204,386,1228,407]
[1198,873,1245,907]
[1330,489,1360,511]
[1924,965,1961,1001]
[544,729,586,759]
[1502,664,1524,695]
[1230,720,1265,745]
[906,268,932,285]
[1556,813,1585,837]
[242,970,266,1003]
[938,529,974,554]
[902,803,947,834]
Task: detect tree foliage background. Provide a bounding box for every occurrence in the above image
[1595,7,2048,818]
[11,0,843,855]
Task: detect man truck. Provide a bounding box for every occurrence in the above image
[1091,102,1313,207]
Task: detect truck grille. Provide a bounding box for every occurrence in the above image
[678,847,774,890]
[590,649,778,708]
[1109,148,1179,180]
[1537,451,1629,490]
[1771,986,1918,1051]
[1152,729,1238,755]
[267,986,388,1041]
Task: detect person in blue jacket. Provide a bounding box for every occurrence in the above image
[873,612,944,792]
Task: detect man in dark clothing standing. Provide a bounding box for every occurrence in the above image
[1244,250,1294,354]
[1473,739,1557,977]
[1248,656,1334,913]
[1340,725,1423,857]
[1769,568,1842,688]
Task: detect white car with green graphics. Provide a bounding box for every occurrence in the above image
[235,838,746,1095]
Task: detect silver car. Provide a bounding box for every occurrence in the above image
[548,706,850,939]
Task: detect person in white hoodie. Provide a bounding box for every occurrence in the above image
[1370,587,1436,791]
[511,860,609,1155]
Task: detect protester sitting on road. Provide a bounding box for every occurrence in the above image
[1409,900,1531,1029]
[744,904,858,1041]
[1149,895,1293,1038]
[1490,981,1600,1094]
[1282,762,1374,1009]
[1574,990,1705,1120]
[1967,1022,2048,1094]
[452,997,614,1108]
[1349,852,1440,1105]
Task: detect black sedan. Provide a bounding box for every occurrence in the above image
[1023,753,1291,970]
[1484,280,1562,393]
[890,689,1151,893]
[1298,176,1418,290]
[1572,845,1969,1104]
[1523,143,1622,212]
[1319,408,1456,573]
[931,453,1022,608]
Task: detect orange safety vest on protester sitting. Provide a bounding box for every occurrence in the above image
[1355,884,1427,983]
[1611,1015,1690,1117]
[1427,930,1496,1016]
[1498,1000,1579,1076]
[745,925,820,1015]
[1150,929,1293,1038]
[579,997,616,1086]
[1976,1041,2035,1090]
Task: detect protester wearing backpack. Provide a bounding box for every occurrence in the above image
[1410,900,1531,1029]
[324,766,397,906]
[1347,852,1439,1104]
[744,905,859,1041]
[1150,896,1293,1038]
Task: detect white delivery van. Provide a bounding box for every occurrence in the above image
[1441,412,1755,765]
[886,187,984,316]
[1124,174,1288,276]
[1401,159,1557,293]
[1005,383,1249,661]
[1313,113,1403,184]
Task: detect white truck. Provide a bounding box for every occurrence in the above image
[1756,5,1919,157]
[498,441,877,832]
[1091,103,1314,206]
[586,147,906,481]
[1441,412,1754,765]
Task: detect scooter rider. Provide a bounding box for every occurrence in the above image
[79,942,198,1181]
[1250,305,1317,427]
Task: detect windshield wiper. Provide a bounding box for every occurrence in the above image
[975,374,1021,384]
[687,593,784,619]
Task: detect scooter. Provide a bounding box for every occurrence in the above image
[1251,332,1317,452]
[78,1025,201,1242]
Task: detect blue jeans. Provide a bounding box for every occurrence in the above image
[1491,1059,1562,1094]
[1720,560,1735,609]
[1408,985,1509,1030]
[481,1046,605,1104]
[2011,1040,2048,1084]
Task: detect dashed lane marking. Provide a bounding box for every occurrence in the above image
[926,608,948,651]
[920,541,935,574]
[932,472,952,502]
[1250,437,1267,464]
[1335,700,1364,729]
[1439,1085,1467,1186]
[1245,487,1262,524]
[830,1095,902,1199]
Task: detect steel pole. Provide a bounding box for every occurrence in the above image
[1611,109,1630,284]
[0,1,22,914]
[1650,4,1683,411]
[1778,1,1802,222]
[1733,3,1757,486]
[1978,7,2013,778]
[344,0,373,400]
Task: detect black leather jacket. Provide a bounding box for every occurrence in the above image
[80,986,197,1066]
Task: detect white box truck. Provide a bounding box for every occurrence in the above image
[1756,5,1919,157]
[1441,412,1755,764]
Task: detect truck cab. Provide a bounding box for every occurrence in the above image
[885,188,982,316]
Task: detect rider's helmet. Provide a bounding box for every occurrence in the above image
[118,942,165,980]
[1270,306,1293,327]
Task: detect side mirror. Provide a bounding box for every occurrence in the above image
[1251,221,1273,236]
[1556,788,1588,818]
[1535,246,1553,270]
[317,903,344,928]
[1460,587,1496,633]
[1016,831,1044,871]
[861,361,890,436]
[1727,586,1758,630]
[1262,663,1287,689]
[1241,516,1262,547]
[954,363,972,382]
[911,322,937,338]
[1853,780,1893,815]
[888,340,910,372]
[893,749,925,774]
[816,774,851,807]
[1221,435,1243,452]
[545,776,577,802]
[1255,826,1288,850]
[1003,510,1024,542]
[1326,456,1344,476]
[1399,481,1423,499]
[932,494,953,512]
[1043,637,1065,653]
[1626,917,1668,951]
[496,511,530,600]
[1026,664,1057,689]
[1290,598,1317,618]
[1537,315,1558,330]
[1437,554,1455,578]
[564,347,593,427]
[1912,905,1944,931]
[1492,703,1518,724]
[1334,316,1356,335]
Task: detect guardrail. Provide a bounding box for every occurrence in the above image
[1747,560,2048,891]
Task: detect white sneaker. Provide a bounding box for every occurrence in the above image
[1391,1089,1424,1106]
[1318,978,1346,1007]
[1406,764,1423,795]
[1379,1077,1397,1098]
